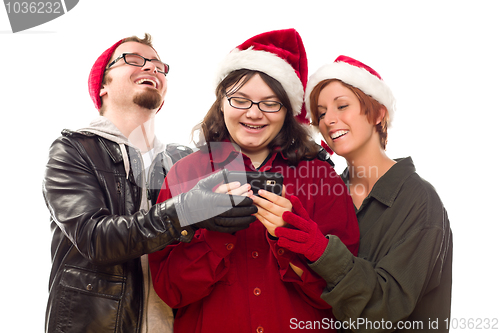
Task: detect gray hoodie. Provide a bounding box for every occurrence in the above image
[78,116,171,210]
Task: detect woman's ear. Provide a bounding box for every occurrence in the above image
[375,106,388,125]
[220,99,225,114]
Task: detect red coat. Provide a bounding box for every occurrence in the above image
[149,143,359,332]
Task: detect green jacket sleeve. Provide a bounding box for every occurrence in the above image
[309,183,452,332]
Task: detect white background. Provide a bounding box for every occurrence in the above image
[1,0,499,331]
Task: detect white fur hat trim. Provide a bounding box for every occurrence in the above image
[305,62,395,126]
[215,47,304,117]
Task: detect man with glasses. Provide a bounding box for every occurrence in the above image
[43,33,257,333]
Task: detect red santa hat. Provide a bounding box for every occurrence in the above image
[88,39,123,110]
[214,29,309,124]
[305,55,395,126]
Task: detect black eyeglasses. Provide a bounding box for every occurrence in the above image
[226,96,284,113]
[107,53,169,76]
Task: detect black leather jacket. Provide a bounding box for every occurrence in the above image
[43,130,193,333]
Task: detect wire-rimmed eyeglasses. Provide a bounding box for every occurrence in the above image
[107,53,169,76]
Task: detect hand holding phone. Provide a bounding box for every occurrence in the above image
[249,179,293,238]
[225,171,283,197]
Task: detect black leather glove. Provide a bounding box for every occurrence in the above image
[162,170,257,234]
[191,195,257,233]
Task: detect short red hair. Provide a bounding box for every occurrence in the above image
[309,79,389,150]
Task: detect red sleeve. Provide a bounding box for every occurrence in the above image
[266,234,331,309]
[307,167,359,256]
[149,229,236,307]
[269,162,359,308]
[150,161,239,307]
[315,181,359,257]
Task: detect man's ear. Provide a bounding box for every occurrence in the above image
[99,85,107,98]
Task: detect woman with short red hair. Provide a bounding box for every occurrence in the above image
[276,55,453,332]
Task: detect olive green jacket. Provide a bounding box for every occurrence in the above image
[310,157,452,332]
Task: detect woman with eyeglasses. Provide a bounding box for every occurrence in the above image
[283,55,452,332]
[148,29,359,333]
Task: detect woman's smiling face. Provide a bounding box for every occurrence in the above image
[317,80,380,160]
[222,73,286,161]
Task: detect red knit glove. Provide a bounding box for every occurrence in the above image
[275,196,328,262]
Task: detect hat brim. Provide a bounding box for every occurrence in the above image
[215,48,304,117]
[305,62,395,125]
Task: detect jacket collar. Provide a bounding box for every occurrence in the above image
[77,116,166,178]
[342,157,416,208]
[98,136,124,163]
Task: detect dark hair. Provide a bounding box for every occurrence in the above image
[309,79,389,149]
[192,69,319,166]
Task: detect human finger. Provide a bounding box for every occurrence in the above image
[257,189,293,213]
[214,181,241,194]
[255,210,278,237]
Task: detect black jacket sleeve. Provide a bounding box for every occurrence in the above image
[43,134,193,267]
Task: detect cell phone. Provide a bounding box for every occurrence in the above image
[224,171,283,197]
